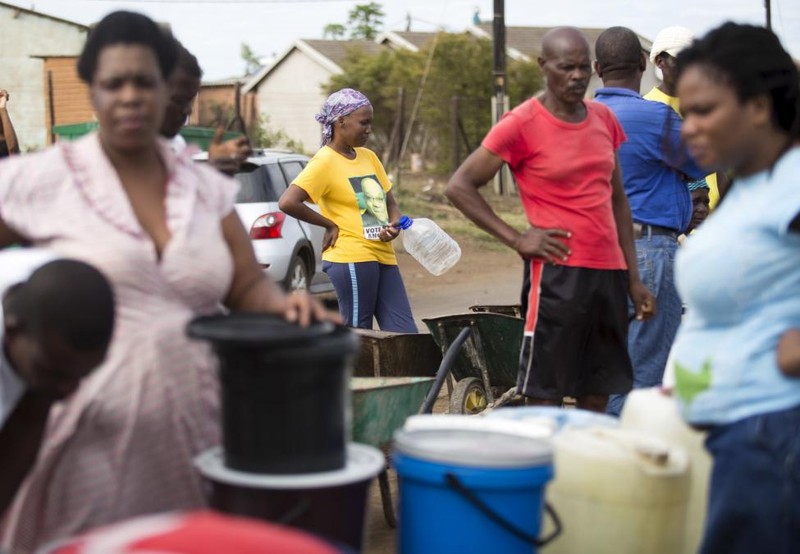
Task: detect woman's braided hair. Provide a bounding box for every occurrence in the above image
[677,22,800,138]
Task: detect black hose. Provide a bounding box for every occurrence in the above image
[419,327,472,414]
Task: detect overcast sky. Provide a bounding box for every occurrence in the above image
[16,0,800,80]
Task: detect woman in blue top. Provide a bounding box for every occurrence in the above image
[671,23,800,553]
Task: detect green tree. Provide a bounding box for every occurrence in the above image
[241,43,261,75]
[414,34,494,170]
[507,57,545,108]
[326,32,543,174]
[347,2,385,40]
[323,23,346,40]
[249,115,305,153]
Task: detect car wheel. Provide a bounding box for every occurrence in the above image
[284,256,310,292]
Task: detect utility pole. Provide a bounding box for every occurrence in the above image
[394,87,405,189]
[451,96,461,171]
[765,0,772,30]
[492,0,506,113]
[492,0,507,194]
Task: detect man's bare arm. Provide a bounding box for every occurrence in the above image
[446,147,571,263]
[445,147,523,248]
[0,90,20,155]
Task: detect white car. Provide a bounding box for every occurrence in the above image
[195,149,332,293]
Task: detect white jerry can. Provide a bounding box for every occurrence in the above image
[543,426,690,554]
[620,388,712,554]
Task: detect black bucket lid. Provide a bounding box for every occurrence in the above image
[187,312,349,348]
[194,445,384,489]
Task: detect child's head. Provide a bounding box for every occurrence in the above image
[687,179,711,233]
[3,260,115,400]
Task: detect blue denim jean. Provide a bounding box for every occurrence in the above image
[700,404,800,554]
[607,235,681,416]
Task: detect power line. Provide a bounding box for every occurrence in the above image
[83,0,354,4]
[772,0,786,38]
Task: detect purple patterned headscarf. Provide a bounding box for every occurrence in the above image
[315,88,371,147]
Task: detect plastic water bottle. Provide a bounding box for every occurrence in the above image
[396,215,461,276]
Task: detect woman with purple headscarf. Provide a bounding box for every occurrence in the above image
[279,88,417,332]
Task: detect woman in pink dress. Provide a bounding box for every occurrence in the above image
[0,12,332,551]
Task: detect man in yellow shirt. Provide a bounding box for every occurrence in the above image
[645,26,728,208]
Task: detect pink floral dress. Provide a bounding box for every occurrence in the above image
[0,133,237,552]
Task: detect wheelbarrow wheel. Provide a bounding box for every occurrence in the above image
[449,377,488,415]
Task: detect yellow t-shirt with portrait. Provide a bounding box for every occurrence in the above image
[292,145,397,265]
[644,86,720,209]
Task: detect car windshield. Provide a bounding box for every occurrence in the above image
[235,163,285,203]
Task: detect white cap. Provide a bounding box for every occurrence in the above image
[649,26,694,63]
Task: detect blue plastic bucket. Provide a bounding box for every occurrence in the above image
[393,428,560,554]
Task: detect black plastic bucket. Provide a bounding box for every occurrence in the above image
[188,313,359,474]
[195,444,384,551]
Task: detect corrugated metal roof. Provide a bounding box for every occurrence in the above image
[300,39,384,67]
[389,31,438,49]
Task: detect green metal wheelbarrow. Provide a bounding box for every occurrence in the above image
[423,311,524,415]
[350,328,472,527]
[352,377,436,447]
[468,303,524,318]
[351,328,442,378]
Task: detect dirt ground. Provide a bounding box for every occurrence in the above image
[361,240,523,554]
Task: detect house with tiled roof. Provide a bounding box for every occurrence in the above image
[242,39,384,152]
[375,30,438,52]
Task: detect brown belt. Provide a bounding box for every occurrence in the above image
[633,223,679,240]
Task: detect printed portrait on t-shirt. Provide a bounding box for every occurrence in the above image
[350,175,389,240]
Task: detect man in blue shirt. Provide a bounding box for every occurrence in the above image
[593,26,705,416]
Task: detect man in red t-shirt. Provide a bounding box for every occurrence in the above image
[445,27,654,413]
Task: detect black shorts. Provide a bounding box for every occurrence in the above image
[518,261,633,400]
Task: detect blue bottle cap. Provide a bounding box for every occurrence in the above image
[396,215,413,230]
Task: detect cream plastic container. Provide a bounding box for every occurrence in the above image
[543,426,690,554]
[620,387,712,554]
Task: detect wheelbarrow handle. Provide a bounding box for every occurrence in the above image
[419,327,472,415]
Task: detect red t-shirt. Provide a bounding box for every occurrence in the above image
[483,98,627,269]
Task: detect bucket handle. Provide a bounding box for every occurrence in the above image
[445,473,562,547]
